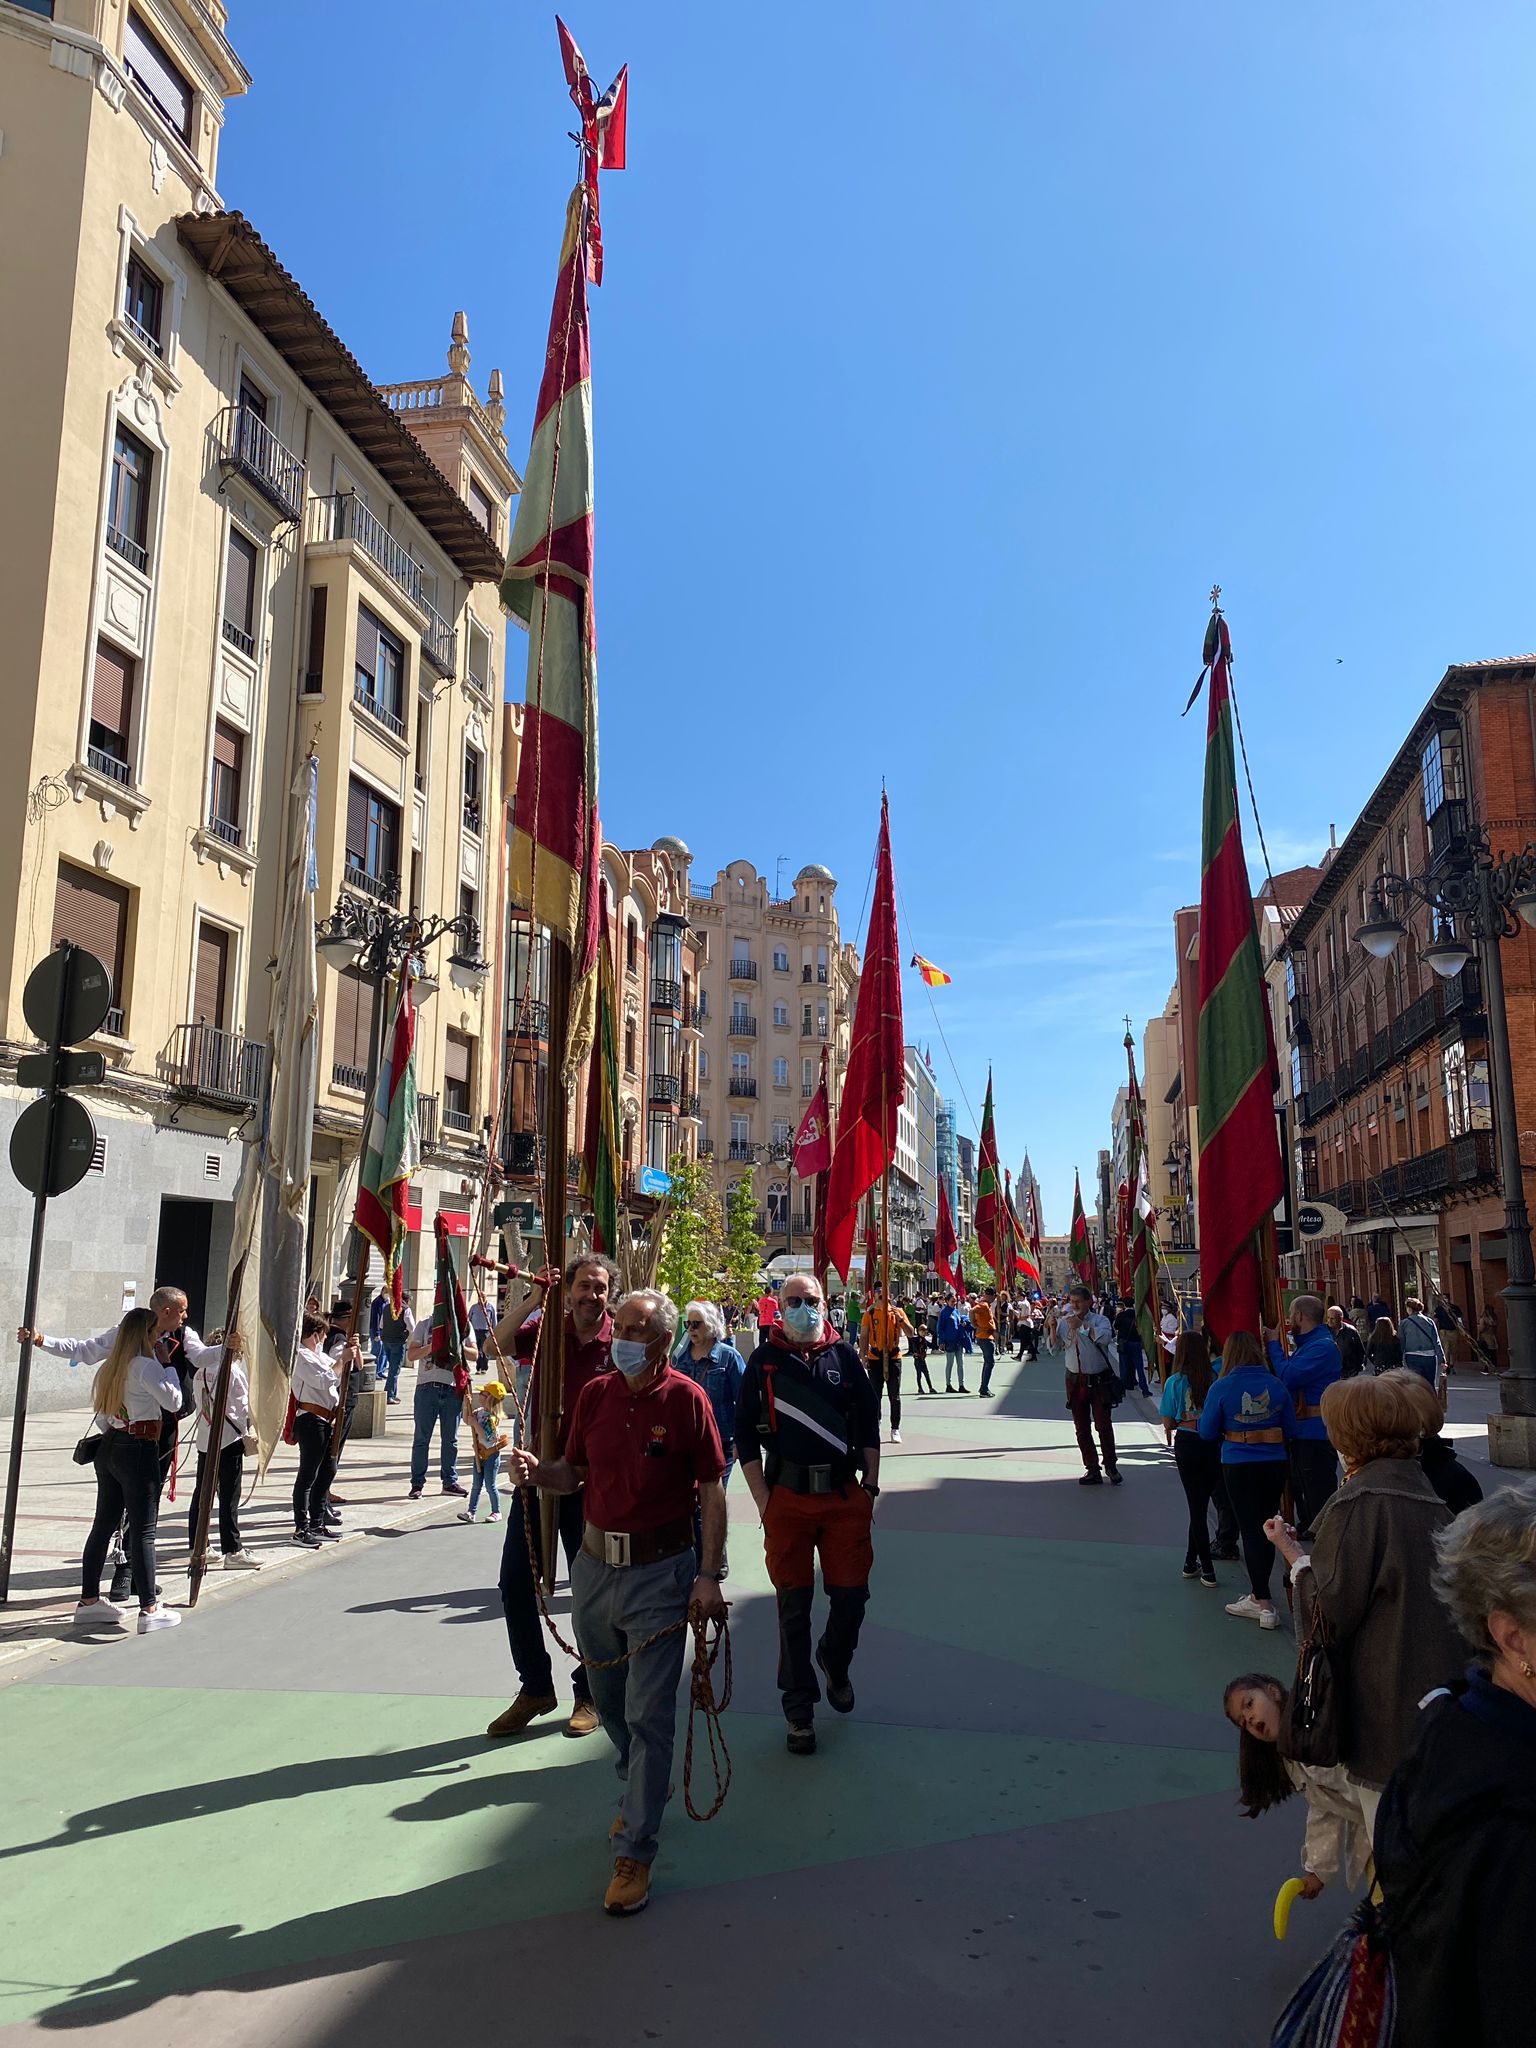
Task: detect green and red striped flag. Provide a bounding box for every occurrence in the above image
[502,183,604,1083]
[582,901,621,1255]
[1192,605,1284,1341]
[427,1211,472,1395]
[1003,1169,1042,1290]
[1124,1030,1162,1368]
[973,1069,1001,1279]
[1069,1170,1097,1288]
[355,972,419,1312]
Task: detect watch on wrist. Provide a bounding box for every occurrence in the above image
[696,1567,725,1581]
[862,1482,881,1498]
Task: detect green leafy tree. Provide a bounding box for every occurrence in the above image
[657,1156,726,1313]
[960,1236,992,1288]
[723,1164,766,1308]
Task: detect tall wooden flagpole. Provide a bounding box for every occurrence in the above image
[536,940,572,1591]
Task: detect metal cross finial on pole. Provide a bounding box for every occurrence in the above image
[1209,584,1222,611]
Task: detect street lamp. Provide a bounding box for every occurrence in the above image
[1353,832,1536,1448]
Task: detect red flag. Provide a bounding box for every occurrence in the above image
[1193,604,1284,1342]
[825,796,904,1279]
[555,17,627,283]
[973,1070,1001,1278]
[598,64,628,167]
[935,1179,960,1291]
[792,1068,832,1179]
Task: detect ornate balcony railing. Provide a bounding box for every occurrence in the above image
[160,1023,267,1107]
[215,404,305,522]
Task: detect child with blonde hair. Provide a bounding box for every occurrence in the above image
[461,1381,511,1523]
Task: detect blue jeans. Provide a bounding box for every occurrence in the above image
[1118,1337,1150,1396]
[572,1547,694,1866]
[376,1342,406,1399]
[944,1346,966,1390]
[410,1382,461,1490]
[467,1457,501,1516]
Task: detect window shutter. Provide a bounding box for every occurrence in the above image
[52,863,128,1006]
[91,640,134,740]
[355,606,378,675]
[213,720,242,772]
[346,778,367,866]
[444,1030,471,1084]
[193,924,230,1027]
[333,967,359,1069]
[304,585,327,693]
[124,13,193,140]
[224,532,256,633]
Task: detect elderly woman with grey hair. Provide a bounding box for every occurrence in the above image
[673,1299,746,1491]
[1373,1483,1536,2048]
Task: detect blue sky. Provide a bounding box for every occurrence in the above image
[225,2,1536,1229]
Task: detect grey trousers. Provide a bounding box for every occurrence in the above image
[571,1547,694,1866]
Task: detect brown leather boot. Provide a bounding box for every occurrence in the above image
[485,1690,558,1737]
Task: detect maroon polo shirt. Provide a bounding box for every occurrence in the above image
[516,1309,613,1454]
[564,1365,725,1534]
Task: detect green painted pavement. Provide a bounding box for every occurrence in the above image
[0,1683,1230,2027]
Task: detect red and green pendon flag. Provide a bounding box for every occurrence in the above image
[1004,1170,1042,1289]
[1193,605,1284,1342]
[581,898,621,1255]
[973,1069,1001,1278]
[427,1211,472,1396]
[1069,1170,1097,1288]
[355,972,419,1313]
[502,181,605,1084]
[1124,1030,1161,1365]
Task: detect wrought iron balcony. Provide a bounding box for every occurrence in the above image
[508,997,549,1041]
[343,860,400,906]
[353,676,406,739]
[332,1060,368,1092]
[206,811,241,848]
[463,797,482,837]
[501,1128,539,1174]
[699,1138,715,1156]
[160,1023,267,1108]
[728,1141,757,1162]
[421,595,458,679]
[106,524,149,574]
[86,744,134,787]
[650,1074,682,1105]
[729,958,758,982]
[652,977,681,1010]
[728,1076,757,1098]
[443,1106,474,1134]
[728,1015,757,1037]
[221,618,256,657]
[313,492,426,610]
[683,1093,701,1118]
[215,404,305,523]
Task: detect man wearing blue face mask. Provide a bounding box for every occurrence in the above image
[508,1287,726,1918]
[735,1273,881,1756]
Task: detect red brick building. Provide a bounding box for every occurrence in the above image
[1287,657,1536,1364]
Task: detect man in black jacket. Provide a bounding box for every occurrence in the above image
[736,1273,880,1757]
[1326,1304,1366,1378]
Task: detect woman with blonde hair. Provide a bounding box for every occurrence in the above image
[76,1306,183,1632]
[1265,1371,1466,1841]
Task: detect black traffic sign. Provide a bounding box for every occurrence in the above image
[22,946,112,1047]
[15,1050,107,1090]
[9,1095,96,1198]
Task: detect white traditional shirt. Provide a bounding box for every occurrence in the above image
[95,1354,182,1431]
[291,1343,340,1414]
[183,1331,253,1451]
[1060,1309,1117,1377]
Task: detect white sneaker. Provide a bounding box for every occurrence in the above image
[73,1598,127,1629]
[891,1429,903,1444]
[137,1607,182,1633]
[222,1551,261,1571]
[456,1510,476,1523]
[1224,1594,1263,1621]
[1259,1606,1279,1630]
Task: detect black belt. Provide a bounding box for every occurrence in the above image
[767,1453,854,1496]
[581,1517,693,1568]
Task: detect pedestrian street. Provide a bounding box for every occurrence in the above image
[0,1345,1382,2048]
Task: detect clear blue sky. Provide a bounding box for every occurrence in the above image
[225,2,1536,1230]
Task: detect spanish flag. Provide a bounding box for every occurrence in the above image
[911,953,952,987]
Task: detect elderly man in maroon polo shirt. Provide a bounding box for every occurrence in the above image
[486,1252,616,1739]
[509,1286,726,1918]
